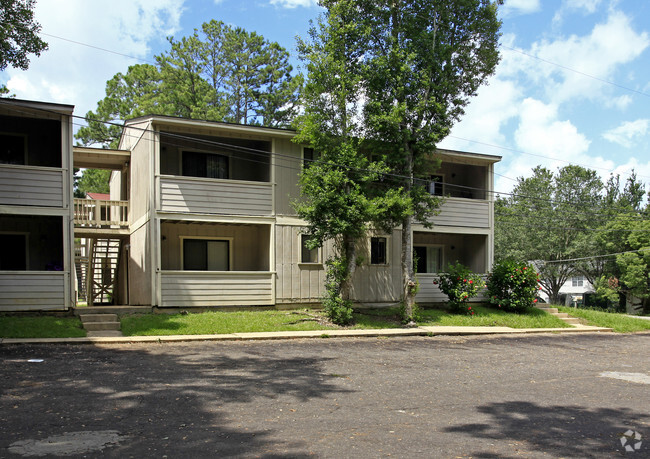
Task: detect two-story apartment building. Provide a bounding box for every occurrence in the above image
[114,115,500,308]
[0,98,75,311]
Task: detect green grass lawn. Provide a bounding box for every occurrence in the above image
[418,304,572,329]
[120,310,339,336]
[121,305,570,336]
[0,315,86,338]
[557,306,650,333]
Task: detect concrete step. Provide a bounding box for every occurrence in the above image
[79,314,118,323]
[74,306,152,316]
[553,312,570,319]
[83,321,121,331]
[561,317,582,325]
[537,307,559,314]
[87,330,123,337]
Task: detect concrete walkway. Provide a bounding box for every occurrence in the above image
[0,324,613,345]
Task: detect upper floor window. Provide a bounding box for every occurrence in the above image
[428,174,444,196]
[370,237,387,265]
[301,234,319,263]
[303,147,320,170]
[182,151,229,179]
[571,276,584,287]
[0,133,27,165]
[182,238,230,271]
[414,245,442,273]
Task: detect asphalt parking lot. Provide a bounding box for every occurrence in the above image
[1,332,649,458]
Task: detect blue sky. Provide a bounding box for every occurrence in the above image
[2,0,649,195]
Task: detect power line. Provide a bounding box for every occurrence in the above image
[40,32,157,65]
[539,248,650,264]
[500,44,650,99]
[2,98,648,217]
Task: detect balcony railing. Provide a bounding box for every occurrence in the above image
[74,198,129,228]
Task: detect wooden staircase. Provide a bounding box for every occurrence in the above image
[87,238,121,306]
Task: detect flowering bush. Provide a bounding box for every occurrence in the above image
[435,262,485,314]
[486,259,540,313]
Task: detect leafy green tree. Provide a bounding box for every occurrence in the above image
[351,0,501,321]
[495,165,604,304]
[0,0,48,71]
[294,2,400,323]
[77,20,302,147]
[75,169,111,197]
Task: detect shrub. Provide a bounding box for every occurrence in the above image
[323,257,354,325]
[486,259,540,313]
[436,262,485,314]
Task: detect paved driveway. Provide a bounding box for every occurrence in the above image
[1,333,649,458]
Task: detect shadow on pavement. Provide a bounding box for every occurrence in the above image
[0,343,351,457]
[444,400,648,457]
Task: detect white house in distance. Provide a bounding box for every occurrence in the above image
[0,98,501,311]
[539,275,594,306]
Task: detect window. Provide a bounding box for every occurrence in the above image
[0,133,27,165]
[183,238,230,271]
[301,235,319,263]
[414,245,442,273]
[0,233,27,270]
[571,276,584,287]
[428,174,444,196]
[182,151,229,179]
[303,147,320,169]
[370,237,387,265]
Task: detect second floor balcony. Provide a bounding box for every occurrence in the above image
[73,198,129,237]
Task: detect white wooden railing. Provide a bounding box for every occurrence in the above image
[74,198,129,227]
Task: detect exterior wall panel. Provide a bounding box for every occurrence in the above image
[431,198,490,228]
[160,176,273,216]
[160,271,273,306]
[0,272,66,311]
[0,166,64,207]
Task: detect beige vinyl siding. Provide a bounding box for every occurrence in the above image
[430,198,490,228]
[159,176,273,215]
[160,221,270,271]
[275,225,326,302]
[160,271,273,306]
[128,223,152,305]
[0,272,65,311]
[348,230,402,303]
[0,165,64,207]
[415,274,448,303]
[273,138,302,216]
[127,123,153,223]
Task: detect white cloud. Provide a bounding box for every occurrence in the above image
[269,0,318,8]
[531,10,650,105]
[3,0,184,119]
[553,0,602,24]
[602,119,650,148]
[501,0,540,17]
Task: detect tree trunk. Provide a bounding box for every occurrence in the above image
[401,144,417,325]
[340,234,357,302]
[402,214,416,325]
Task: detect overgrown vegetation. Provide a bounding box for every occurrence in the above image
[486,260,540,313]
[0,315,86,338]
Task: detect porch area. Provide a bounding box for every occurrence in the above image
[158,220,274,307]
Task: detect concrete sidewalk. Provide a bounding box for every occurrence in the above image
[0,324,613,345]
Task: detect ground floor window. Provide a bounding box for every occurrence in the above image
[414,245,442,273]
[301,235,319,263]
[370,237,387,265]
[182,238,230,271]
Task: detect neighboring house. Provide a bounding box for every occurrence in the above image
[538,274,595,305]
[112,115,500,308]
[0,98,75,311]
